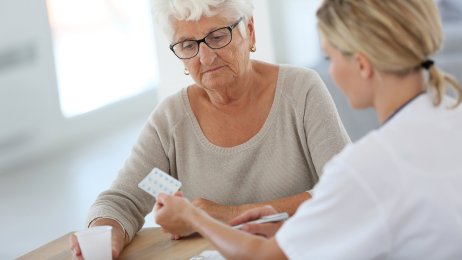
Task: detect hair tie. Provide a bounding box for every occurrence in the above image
[421,60,434,70]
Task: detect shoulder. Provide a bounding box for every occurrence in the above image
[323,131,398,192]
[378,94,462,144]
[277,64,328,104]
[279,64,324,88]
[148,88,189,132]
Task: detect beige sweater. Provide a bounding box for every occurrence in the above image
[87,65,350,240]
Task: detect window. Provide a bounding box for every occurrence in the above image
[46,0,158,117]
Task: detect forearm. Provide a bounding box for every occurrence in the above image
[239,192,310,216]
[87,189,154,240]
[189,209,286,260]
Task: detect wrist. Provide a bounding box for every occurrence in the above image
[90,218,128,243]
[188,206,208,232]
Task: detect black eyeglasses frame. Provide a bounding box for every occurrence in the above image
[169,17,244,59]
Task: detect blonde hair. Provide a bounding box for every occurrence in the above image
[316,0,462,107]
[151,0,254,42]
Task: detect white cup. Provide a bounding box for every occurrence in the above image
[75,225,112,260]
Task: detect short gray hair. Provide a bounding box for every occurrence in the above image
[151,0,254,42]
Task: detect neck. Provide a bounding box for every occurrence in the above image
[202,61,262,110]
[373,71,424,124]
[207,79,254,107]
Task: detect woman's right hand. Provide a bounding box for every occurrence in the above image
[69,218,128,259]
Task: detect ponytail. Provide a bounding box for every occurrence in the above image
[427,65,462,108]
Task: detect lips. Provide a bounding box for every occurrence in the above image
[202,66,225,74]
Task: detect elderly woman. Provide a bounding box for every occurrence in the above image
[154,0,462,259]
[70,0,349,258]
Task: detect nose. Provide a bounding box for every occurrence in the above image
[198,42,217,65]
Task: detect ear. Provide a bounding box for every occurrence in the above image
[354,53,373,79]
[247,16,256,48]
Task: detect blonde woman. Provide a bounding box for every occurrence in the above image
[154,0,462,259]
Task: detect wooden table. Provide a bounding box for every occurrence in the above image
[18,227,214,260]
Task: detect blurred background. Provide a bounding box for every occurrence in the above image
[1,0,460,258]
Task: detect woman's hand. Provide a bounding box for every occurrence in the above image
[69,218,128,259]
[155,193,197,238]
[192,197,240,223]
[229,205,282,238]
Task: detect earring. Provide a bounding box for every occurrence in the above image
[250,45,256,52]
[184,67,190,75]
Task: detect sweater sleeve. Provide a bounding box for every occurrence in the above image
[86,107,172,241]
[302,70,350,176]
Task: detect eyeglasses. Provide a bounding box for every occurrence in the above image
[170,17,243,59]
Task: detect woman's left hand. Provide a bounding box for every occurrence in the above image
[192,197,240,223]
[154,193,196,238]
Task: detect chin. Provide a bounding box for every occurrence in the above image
[201,80,225,90]
[203,76,231,87]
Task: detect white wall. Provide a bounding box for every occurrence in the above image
[0,0,57,143]
[0,0,59,172]
[0,0,157,174]
[267,0,323,66]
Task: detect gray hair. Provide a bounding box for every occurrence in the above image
[151,0,254,43]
